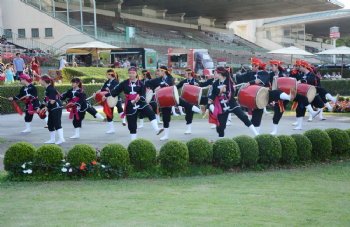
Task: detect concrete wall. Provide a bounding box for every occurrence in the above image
[0,0,88,46]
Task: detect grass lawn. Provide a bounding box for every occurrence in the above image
[0,138,7,144]
[1,161,350,226]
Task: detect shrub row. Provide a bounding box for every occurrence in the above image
[3,128,350,180]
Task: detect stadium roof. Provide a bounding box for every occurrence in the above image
[263,9,350,38]
[113,0,344,25]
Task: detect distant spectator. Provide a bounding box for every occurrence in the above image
[31,56,40,82]
[24,48,30,54]
[137,60,142,69]
[331,72,336,80]
[316,71,322,79]
[73,62,78,68]
[323,72,331,79]
[0,62,4,71]
[5,64,14,84]
[13,53,25,80]
[123,59,130,69]
[0,54,2,63]
[59,56,68,70]
[113,59,120,68]
[98,57,104,67]
[130,61,137,68]
[0,69,5,82]
[0,35,8,45]
[46,50,51,57]
[10,63,15,79]
[336,72,342,79]
[169,65,173,73]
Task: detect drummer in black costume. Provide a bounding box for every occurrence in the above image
[7,73,47,133]
[39,75,65,145]
[208,66,259,138]
[60,78,89,139]
[94,69,125,134]
[175,68,200,134]
[194,72,217,129]
[145,66,203,140]
[299,61,339,122]
[103,67,164,141]
[138,70,161,128]
[236,58,297,133]
[268,60,320,134]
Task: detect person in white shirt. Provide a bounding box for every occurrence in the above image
[59,57,68,70]
[336,72,342,79]
[323,72,331,79]
[123,60,130,69]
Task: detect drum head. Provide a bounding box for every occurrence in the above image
[255,87,269,109]
[272,77,278,90]
[180,84,186,99]
[173,85,180,105]
[107,96,118,108]
[306,86,317,103]
[145,90,153,103]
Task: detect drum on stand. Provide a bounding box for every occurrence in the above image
[297,83,316,103]
[237,85,269,109]
[272,77,297,94]
[180,84,202,105]
[145,88,154,103]
[156,86,180,108]
[95,91,118,108]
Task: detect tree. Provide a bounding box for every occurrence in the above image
[336,38,350,47]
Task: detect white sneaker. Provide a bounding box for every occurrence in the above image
[70,135,80,139]
[160,128,169,140]
[211,124,216,129]
[226,120,232,126]
[44,139,55,144]
[55,129,65,145]
[21,129,31,133]
[173,112,179,117]
[106,129,115,134]
[45,131,55,144]
[292,121,298,126]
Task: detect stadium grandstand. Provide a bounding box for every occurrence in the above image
[0,0,346,66]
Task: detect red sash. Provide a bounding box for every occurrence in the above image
[67,97,80,120]
[121,94,138,118]
[25,98,35,115]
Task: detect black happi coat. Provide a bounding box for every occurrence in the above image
[60,88,88,112]
[13,83,40,111]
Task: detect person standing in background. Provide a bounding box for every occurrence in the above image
[5,64,14,84]
[59,56,68,70]
[13,53,25,80]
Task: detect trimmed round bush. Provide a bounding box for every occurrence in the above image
[67,144,96,167]
[290,134,312,161]
[128,139,156,170]
[100,143,130,169]
[325,128,350,155]
[233,135,259,167]
[33,145,64,165]
[345,129,350,139]
[4,142,36,171]
[277,135,297,164]
[159,140,189,172]
[304,129,332,160]
[213,139,241,168]
[255,134,282,164]
[186,137,213,165]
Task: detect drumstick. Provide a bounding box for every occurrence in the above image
[86,96,94,100]
[91,100,103,107]
[0,96,10,100]
[132,95,140,105]
[219,85,226,96]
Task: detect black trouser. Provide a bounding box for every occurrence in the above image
[179,98,194,125]
[73,111,86,128]
[317,87,329,103]
[139,102,157,119]
[24,111,35,122]
[311,95,324,109]
[273,93,310,124]
[127,105,156,134]
[161,98,193,128]
[268,90,283,103]
[48,108,62,131]
[200,96,209,105]
[86,107,98,118]
[107,101,124,122]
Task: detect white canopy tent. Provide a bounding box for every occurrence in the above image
[317,46,350,77]
[268,46,314,65]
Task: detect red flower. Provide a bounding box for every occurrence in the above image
[80,162,86,170]
[92,160,96,165]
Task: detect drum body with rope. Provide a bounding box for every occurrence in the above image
[156,86,180,108]
[39,108,46,119]
[272,77,297,94]
[145,88,154,103]
[95,91,118,108]
[180,84,202,105]
[297,83,316,103]
[237,85,269,109]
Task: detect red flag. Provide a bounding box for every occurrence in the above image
[103,101,113,119]
[13,101,23,116]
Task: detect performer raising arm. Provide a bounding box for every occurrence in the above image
[208,66,259,138]
[103,67,164,141]
[7,74,46,133]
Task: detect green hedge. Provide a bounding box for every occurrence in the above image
[186,138,213,165]
[33,145,64,166]
[128,139,156,170]
[277,135,297,164]
[304,129,332,161]
[255,134,282,164]
[290,134,312,161]
[100,143,130,169]
[233,135,259,167]
[67,144,97,167]
[160,140,189,173]
[4,142,36,171]
[321,80,350,96]
[213,139,241,168]
[324,128,350,155]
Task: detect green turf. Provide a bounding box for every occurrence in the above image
[1,161,350,226]
[0,138,7,144]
